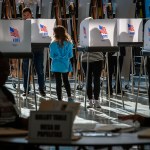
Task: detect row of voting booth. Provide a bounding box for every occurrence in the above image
[0,19,56,57]
[80,18,143,47]
[0,18,149,111]
[0,18,148,55]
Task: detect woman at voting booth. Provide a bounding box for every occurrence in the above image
[22,7,46,97]
[49,25,74,102]
[81,52,104,108]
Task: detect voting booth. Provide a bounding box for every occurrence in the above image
[117,18,143,46]
[0,20,31,57]
[78,18,119,109]
[31,19,55,44]
[135,19,150,113]
[79,18,117,50]
[143,19,150,54]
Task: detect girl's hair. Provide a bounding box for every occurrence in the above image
[53,25,72,46]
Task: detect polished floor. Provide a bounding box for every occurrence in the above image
[5,73,150,130]
[4,74,150,150]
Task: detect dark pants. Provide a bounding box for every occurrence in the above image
[22,51,45,91]
[54,72,71,100]
[107,55,124,93]
[82,61,103,100]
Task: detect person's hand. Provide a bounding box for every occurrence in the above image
[118,114,145,123]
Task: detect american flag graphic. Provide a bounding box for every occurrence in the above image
[128,24,135,32]
[10,27,20,38]
[99,25,108,34]
[83,26,86,35]
[99,25,108,39]
[40,24,48,32]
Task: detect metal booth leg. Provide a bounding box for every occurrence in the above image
[116,50,124,108]
[31,60,38,110]
[25,59,31,107]
[106,52,111,103]
[84,52,89,111]
[24,59,37,110]
[135,56,143,113]
[16,59,21,109]
[74,52,80,98]
[131,47,134,94]
[47,48,52,97]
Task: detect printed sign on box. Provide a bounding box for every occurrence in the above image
[28,111,72,143]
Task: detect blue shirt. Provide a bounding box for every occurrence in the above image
[49,41,73,73]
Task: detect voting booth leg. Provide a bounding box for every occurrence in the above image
[106,52,111,101]
[74,52,80,98]
[131,47,135,94]
[31,60,38,111]
[25,59,31,107]
[144,57,149,96]
[16,59,21,109]
[135,56,144,113]
[74,52,81,97]
[47,49,52,97]
[84,52,90,111]
[116,51,124,108]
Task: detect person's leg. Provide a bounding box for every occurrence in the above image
[114,56,124,93]
[62,72,74,102]
[33,51,45,96]
[82,62,93,99]
[92,61,103,108]
[82,62,93,107]
[22,58,30,93]
[54,72,62,101]
[93,61,103,100]
[106,54,114,95]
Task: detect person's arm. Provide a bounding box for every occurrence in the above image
[49,43,55,59]
[68,42,73,59]
[118,114,150,127]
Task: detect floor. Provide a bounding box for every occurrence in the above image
[4,73,150,150]
[6,73,150,129]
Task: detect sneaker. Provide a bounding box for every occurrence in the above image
[22,91,29,96]
[68,97,74,102]
[39,89,46,97]
[94,100,101,108]
[87,100,93,108]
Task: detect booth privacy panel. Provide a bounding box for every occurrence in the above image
[117,19,143,43]
[31,19,56,43]
[0,20,31,54]
[144,20,150,50]
[80,18,117,47]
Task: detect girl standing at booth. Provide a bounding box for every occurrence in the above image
[49,25,74,102]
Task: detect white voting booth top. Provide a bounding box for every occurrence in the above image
[0,19,56,57]
[79,18,117,47]
[79,18,118,52]
[31,19,56,43]
[142,19,150,56]
[0,20,31,57]
[117,18,143,46]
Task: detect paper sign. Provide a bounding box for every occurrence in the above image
[39,100,80,123]
[28,111,72,143]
